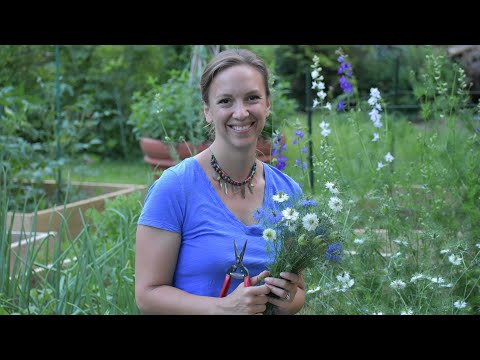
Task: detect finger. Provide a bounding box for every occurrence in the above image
[280,272,299,284]
[264,276,291,290]
[246,284,271,296]
[265,283,289,300]
[251,270,270,286]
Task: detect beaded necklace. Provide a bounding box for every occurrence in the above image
[210,150,256,199]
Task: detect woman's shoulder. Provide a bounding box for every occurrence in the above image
[147,157,198,194]
[263,162,302,195]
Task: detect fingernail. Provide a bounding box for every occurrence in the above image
[264,277,272,283]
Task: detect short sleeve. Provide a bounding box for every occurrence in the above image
[137,169,185,234]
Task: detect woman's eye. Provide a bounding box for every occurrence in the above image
[248,95,260,101]
[218,98,230,104]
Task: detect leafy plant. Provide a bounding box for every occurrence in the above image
[128,69,207,145]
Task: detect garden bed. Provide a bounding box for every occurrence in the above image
[8,230,57,273]
[7,180,146,238]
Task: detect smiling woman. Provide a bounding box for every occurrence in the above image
[134,48,305,315]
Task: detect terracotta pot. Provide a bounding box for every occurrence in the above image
[139,137,171,160]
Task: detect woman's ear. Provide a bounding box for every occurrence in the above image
[265,97,271,118]
[204,103,212,124]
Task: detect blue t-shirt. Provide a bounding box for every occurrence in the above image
[137,156,302,297]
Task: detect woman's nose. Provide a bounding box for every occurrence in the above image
[233,102,249,119]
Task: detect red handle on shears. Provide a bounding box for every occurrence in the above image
[219,275,251,297]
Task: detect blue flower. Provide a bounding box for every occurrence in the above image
[252,208,264,221]
[294,130,304,139]
[337,62,351,76]
[266,209,282,225]
[300,199,317,207]
[326,243,342,262]
[337,101,346,112]
[275,154,288,171]
[339,76,353,93]
[301,146,307,154]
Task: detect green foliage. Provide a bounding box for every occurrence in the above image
[128,69,207,144]
[1,189,145,314]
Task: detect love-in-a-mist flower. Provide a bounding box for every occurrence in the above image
[328,196,343,212]
[453,300,467,309]
[325,181,339,194]
[390,279,406,289]
[326,243,342,262]
[302,213,319,231]
[262,228,276,241]
[254,189,345,315]
[448,254,463,266]
[272,191,289,203]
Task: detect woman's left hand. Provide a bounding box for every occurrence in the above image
[264,272,300,312]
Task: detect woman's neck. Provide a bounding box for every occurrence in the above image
[209,141,258,182]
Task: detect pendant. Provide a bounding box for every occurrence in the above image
[248,180,254,194]
[241,184,246,198]
[212,172,221,188]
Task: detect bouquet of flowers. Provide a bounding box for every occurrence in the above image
[254,183,345,315]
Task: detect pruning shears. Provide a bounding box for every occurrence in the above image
[219,239,251,297]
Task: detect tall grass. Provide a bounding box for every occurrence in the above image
[1,166,148,314]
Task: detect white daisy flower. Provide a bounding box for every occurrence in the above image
[448,254,463,266]
[390,280,406,289]
[429,277,445,284]
[328,196,343,212]
[282,207,299,222]
[302,213,319,231]
[272,191,289,203]
[410,273,425,283]
[336,272,351,283]
[262,228,276,242]
[454,300,467,309]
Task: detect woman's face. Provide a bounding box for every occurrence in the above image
[204,64,270,149]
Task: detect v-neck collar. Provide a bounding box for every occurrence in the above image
[190,157,269,230]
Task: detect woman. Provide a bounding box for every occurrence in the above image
[135,48,305,314]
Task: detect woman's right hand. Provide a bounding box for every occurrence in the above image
[220,270,271,314]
